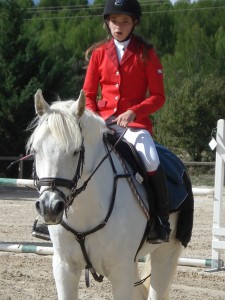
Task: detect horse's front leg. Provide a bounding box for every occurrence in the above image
[52,254,82,300]
[109,261,135,300]
[149,240,182,300]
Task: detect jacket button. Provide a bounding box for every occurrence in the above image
[115,84,119,88]
[115,96,118,100]
[116,71,119,76]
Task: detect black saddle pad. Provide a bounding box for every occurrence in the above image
[106,134,194,247]
[155,143,188,211]
[107,133,189,211]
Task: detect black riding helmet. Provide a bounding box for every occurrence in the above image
[103,0,142,22]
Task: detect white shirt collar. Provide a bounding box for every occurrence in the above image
[114,39,131,62]
[114,39,130,50]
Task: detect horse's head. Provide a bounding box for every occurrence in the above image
[27,89,87,224]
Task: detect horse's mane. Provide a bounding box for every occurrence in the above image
[26,99,107,153]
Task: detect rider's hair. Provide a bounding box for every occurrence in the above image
[84,34,153,64]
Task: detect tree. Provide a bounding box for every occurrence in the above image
[39,0,88,7]
[137,0,175,56]
[155,74,225,161]
[0,0,58,155]
[214,26,225,76]
[154,18,225,160]
[1,0,225,167]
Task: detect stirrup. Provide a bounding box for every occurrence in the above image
[158,215,171,242]
[147,234,163,244]
[146,217,170,244]
[32,218,50,241]
[146,230,169,244]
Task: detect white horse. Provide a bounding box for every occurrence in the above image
[26,89,191,300]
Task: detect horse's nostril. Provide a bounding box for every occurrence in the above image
[54,201,65,215]
[36,201,41,213]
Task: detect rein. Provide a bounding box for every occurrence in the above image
[32,123,127,210]
[60,126,133,285]
[66,123,127,207]
[31,122,150,287]
[13,122,150,287]
[61,131,133,286]
[61,148,132,286]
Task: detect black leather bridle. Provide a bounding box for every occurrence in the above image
[33,123,128,210]
[33,138,85,212]
[32,125,132,286]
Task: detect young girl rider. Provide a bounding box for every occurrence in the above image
[32,0,170,243]
[83,0,171,243]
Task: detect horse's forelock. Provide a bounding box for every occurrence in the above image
[26,99,107,154]
[27,100,82,153]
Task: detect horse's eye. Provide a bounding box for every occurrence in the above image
[73,150,79,156]
[31,148,36,155]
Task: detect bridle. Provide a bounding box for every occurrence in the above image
[32,122,128,212]
[14,122,149,287]
[32,136,86,212]
[32,123,133,286]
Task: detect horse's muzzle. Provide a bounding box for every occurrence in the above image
[36,191,65,224]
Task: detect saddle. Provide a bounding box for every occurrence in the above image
[106,132,188,210]
[106,133,194,247]
[106,133,148,184]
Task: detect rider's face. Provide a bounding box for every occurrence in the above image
[107,14,136,42]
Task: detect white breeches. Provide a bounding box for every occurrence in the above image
[108,122,160,172]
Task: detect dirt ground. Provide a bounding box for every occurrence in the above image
[0,186,225,300]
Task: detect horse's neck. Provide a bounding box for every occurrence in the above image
[83,135,106,175]
[65,134,146,238]
[66,136,114,231]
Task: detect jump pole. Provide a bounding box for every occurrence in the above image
[0,243,53,255]
[0,178,33,188]
[0,178,214,197]
[178,257,224,268]
[0,243,221,268]
[192,187,214,196]
[138,255,223,268]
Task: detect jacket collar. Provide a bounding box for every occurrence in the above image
[106,36,137,68]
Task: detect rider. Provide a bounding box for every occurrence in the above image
[32,0,170,243]
[83,0,171,243]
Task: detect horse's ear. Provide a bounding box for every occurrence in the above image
[76,89,86,118]
[35,89,50,116]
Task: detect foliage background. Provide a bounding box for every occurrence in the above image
[0,0,225,177]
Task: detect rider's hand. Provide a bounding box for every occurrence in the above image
[114,110,136,127]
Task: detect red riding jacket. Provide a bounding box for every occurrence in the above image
[83,36,165,134]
